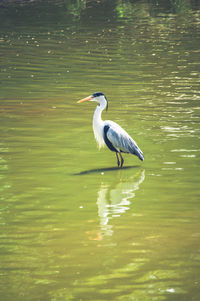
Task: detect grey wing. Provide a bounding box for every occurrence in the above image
[106,124,144,161]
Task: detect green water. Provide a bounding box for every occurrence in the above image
[0,1,200,300]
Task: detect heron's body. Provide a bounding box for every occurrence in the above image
[78,92,144,168]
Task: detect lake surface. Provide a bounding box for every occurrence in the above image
[0,0,200,300]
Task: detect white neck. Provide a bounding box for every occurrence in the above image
[93,102,106,149]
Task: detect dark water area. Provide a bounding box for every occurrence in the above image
[0,1,200,300]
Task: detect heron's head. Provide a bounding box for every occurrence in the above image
[77,92,108,111]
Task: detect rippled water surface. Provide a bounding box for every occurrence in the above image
[0,1,200,300]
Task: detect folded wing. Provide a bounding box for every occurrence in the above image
[105,122,144,161]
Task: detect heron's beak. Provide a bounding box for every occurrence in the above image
[77,95,94,103]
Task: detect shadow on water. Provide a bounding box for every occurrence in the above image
[73,165,141,176]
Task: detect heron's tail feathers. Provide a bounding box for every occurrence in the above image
[130,145,144,161]
[137,149,144,161]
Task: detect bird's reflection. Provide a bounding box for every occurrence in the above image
[96,169,145,238]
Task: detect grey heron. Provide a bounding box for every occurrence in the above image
[77,92,144,168]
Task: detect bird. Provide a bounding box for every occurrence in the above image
[77,92,144,168]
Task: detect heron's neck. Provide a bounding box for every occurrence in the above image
[93,104,104,124]
[93,103,105,149]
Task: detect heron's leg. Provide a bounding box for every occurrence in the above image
[116,152,120,168]
[119,152,124,168]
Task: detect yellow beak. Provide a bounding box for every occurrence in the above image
[77,95,94,103]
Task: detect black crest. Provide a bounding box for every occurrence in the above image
[92,92,104,97]
[92,92,108,111]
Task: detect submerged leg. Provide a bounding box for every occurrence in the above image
[119,152,124,168]
[116,152,120,168]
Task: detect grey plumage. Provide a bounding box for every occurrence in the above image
[105,121,144,161]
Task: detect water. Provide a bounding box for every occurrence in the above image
[0,1,200,300]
